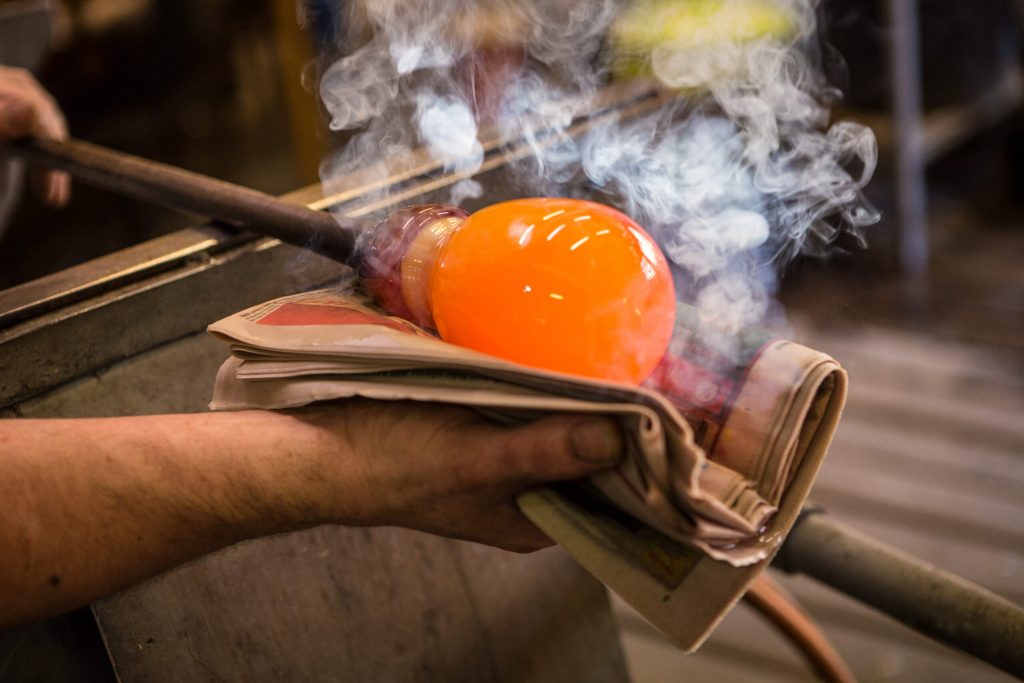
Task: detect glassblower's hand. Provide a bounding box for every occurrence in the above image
[296,399,625,552]
[0,400,624,627]
[0,65,70,206]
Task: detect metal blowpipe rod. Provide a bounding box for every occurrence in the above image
[777,509,1024,678]
[3,137,361,265]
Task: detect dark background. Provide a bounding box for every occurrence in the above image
[0,0,324,286]
[1,0,1022,353]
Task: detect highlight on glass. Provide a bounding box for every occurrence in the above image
[360,198,676,385]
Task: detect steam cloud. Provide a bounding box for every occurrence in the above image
[316,0,879,355]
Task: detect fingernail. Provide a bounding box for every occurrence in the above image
[570,419,623,464]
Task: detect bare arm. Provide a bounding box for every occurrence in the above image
[0,400,623,628]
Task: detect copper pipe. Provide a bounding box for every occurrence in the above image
[1,137,363,265]
[745,574,858,683]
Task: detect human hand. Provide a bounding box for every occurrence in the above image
[294,399,625,552]
[0,403,623,627]
[0,65,70,207]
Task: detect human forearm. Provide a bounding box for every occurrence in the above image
[0,410,347,627]
[0,400,623,628]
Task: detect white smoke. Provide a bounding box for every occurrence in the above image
[317,0,879,352]
[415,94,483,172]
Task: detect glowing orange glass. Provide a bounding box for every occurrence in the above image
[361,198,676,385]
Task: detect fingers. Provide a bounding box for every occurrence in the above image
[43,170,71,207]
[0,98,35,138]
[481,414,625,488]
[432,501,556,553]
[0,66,66,139]
[0,66,67,141]
[30,166,71,208]
[416,499,556,553]
[485,518,555,554]
[298,400,624,553]
[0,66,71,207]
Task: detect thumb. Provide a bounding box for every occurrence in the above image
[0,99,36,140]
[491,415,625,486]
[567,418,626,465]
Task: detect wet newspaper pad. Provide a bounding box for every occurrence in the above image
[208,284,847,651]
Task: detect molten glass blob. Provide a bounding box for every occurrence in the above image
[360,198,676,385]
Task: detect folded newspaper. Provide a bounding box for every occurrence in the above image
[208,283,847,651]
